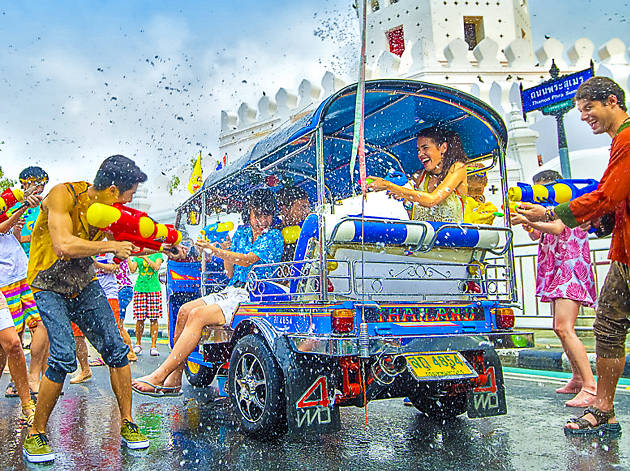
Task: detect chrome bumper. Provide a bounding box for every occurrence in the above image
[285,331,534,356]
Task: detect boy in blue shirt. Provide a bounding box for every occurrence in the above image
[132,189,283,395]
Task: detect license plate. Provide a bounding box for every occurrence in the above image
[404,352,477,380]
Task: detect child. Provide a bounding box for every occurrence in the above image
[511,170,597,408]
[464,162,498,225]
[129,253,164,356]
[87,253,137,368]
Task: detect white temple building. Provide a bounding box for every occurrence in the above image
[218,0,628,219]
[213,0,630,322]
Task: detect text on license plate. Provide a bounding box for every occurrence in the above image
[404,352,477,380]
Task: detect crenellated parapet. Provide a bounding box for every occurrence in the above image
[219,36,630,162]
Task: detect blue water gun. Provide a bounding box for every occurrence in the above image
[366,170,409,187]
[507,179,599,206]
[200,221,234,243]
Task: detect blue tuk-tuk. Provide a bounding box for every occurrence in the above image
[168,79,533,436]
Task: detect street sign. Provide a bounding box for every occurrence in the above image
[542,99,574,115]
[520,66,594,114]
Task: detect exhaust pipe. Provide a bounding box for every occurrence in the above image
[371,354,408,385]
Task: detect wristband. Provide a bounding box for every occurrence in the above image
[545,208,556,222]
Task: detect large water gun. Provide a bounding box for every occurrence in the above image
[0,188,25,223]
[200,221,234,244]
[86,203,182,258]
[507,179,599,206]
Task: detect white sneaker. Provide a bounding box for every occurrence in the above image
[150,347,159,356]
[133,345,142,355]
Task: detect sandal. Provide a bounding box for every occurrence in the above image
[5,382,18,398]
[89,357,106,367]
[564,406,622,436]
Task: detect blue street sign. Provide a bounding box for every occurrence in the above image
[520,67,594,114]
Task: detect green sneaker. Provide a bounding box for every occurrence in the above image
[121,419,150,449]
[23,433,55,463]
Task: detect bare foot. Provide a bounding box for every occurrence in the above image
[556,379,583,394]
[565,388,596,408]
[69,370,93,384]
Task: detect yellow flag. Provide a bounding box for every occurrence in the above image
[188,152,203,194]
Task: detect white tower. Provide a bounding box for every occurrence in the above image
[366,0,533,66]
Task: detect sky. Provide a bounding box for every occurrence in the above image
[0,0,628,204]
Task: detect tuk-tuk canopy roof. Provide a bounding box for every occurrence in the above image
[184,79,507,214]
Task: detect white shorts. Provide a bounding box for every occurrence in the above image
[0,307,14,332]
[200,286,249,326]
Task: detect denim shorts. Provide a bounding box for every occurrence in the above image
[34,280,129,383]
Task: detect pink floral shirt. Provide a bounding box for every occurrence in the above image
[536,226,597,307]
[115,259,133,289]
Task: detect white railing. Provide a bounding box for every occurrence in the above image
[490,237,611,329]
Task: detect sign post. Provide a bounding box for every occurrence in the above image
[520,60,595,179]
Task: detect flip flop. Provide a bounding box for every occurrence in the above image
[89,357,106,367]
[132,380,182,398]
[4,382,18,398]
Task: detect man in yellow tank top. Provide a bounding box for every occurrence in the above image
[22,155,151,463]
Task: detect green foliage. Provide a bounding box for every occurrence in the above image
[168,175,181,195]
[0,164,16,192]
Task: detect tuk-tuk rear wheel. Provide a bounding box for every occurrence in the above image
[228,334,287,437]
[409,391,467,420]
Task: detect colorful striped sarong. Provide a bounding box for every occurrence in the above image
[0,279,41,332]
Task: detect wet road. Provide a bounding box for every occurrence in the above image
[2,343,629,471]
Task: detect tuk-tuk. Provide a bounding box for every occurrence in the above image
[168,79,533,436]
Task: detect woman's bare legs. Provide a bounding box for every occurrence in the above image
[552,298,597,406]
[132,300,223,391]
[0,326,32,407]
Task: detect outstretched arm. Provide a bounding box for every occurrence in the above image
[368,162,466,208]
[46,184,133,259]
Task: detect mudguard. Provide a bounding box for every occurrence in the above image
[466,347,507,418]
[231,319,341,433]
[273,337,341,434]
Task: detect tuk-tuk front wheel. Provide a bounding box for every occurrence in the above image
[228,334,287,437]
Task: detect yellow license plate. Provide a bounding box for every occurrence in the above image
[404,352,477,380]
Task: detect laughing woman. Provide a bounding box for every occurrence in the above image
[367,127,468,222]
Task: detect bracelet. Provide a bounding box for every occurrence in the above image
[544,208,555,222]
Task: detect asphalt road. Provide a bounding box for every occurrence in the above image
[1,342,629,471]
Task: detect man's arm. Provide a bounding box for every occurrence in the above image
[558,139,630,226]
[46,185,133,259]
[0,194,40,234]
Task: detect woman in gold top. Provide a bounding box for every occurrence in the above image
[368,127,468,222]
